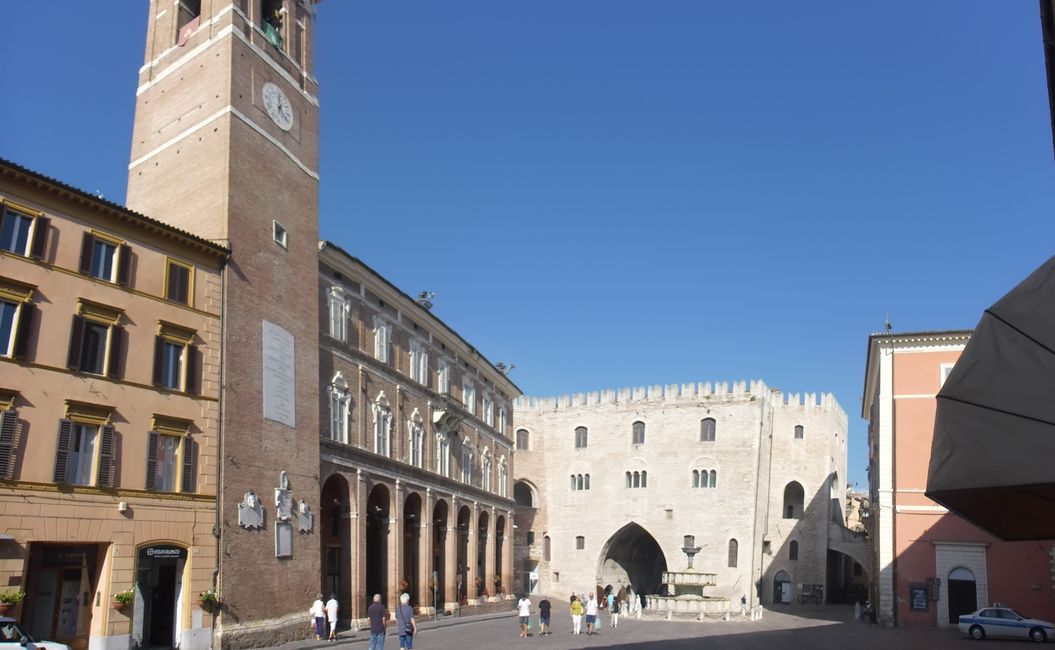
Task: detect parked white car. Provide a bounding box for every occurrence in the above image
[959,606,1055,643]
[0,618,70,650]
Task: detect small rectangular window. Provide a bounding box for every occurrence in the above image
[0,299,35,359]
[165,259,193,305]
[794,425,804,439]
[67,422,99,485]
[373,320,391,363]
[152,327,198,393]
[0,208,33,255]
[526,531,535,545]
[498,407,507,435]
[575,536,585,550]
[79,233,129,285]
[273,220,288,248]
[939,362,955,387]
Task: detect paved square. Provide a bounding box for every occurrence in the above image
[309,606,969,650]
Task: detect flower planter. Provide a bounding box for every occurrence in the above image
[111,600,129,611]
[0,603,15,617]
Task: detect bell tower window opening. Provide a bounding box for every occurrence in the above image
[177,0,201,31]
[261,0,284,49]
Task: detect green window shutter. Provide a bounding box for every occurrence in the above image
[0,410,18,480]
[185,344,199,394]
[78,234,93,275]
[116,245,131,287]
[145,431,159,491]
[181,437,197,493]
[29,217,49,260]
[107,326,124,379]
[67,316,85,369]
[12,303,35,360]
[96,425,116,488]
[53,419,73,483]
[153,337,164,386]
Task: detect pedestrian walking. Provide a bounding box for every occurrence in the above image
[611,596,620,628]
[538,597,551,636]
[517,594,531,638]
[325,593,339,641]
[367,594,388,650]
[310,593,326,641]
[395,593,417,649]
[585,593,598,635]
[570,595,583,634]
[606,592,616,627]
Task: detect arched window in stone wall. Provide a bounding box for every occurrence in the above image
[728,539,738,568]
[794,425,804,439]
[783,481,805,519]
[626,471,632,488]
[516,428,530,450]
[514,480,535,506]
[700,418,716,442]
[789,540,799,561]
[575,426,588,449]
[632,421,645,445]
[641,470,647,488]
[584,474,590,490]
[709,470,717,488]
[577,474,584,490]
[692,470,700,488]
[544,535,551,561]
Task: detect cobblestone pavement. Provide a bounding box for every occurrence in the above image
[272,605,974,650]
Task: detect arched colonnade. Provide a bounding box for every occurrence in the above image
[321,469,514,622]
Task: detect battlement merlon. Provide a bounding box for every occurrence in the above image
[514,379,848,425]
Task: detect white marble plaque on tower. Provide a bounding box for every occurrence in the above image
[262,320,296,427]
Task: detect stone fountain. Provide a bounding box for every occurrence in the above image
[646,535,730,618]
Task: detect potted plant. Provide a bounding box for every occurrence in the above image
[196,588,219,613]
[0,590,25,616]
[112,588,135,611]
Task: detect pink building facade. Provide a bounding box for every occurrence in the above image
[863,331,1055,627]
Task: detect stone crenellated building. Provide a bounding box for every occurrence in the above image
[512,380,867,608]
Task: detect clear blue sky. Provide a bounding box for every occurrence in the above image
[3,3,1054,489]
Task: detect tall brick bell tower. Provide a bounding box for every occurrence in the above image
[125,1,321,646]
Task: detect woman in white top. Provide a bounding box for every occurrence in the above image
[310,593,326,640]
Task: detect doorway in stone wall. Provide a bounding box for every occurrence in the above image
[947,567,977,624]
[596,522,667,602]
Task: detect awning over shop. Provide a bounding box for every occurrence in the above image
[927,254,1055,541]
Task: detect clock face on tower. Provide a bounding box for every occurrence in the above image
[262,82,294,131]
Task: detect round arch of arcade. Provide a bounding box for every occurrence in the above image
[318,468,515,622]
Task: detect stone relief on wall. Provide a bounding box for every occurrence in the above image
[275,470,293,521]
[238,491,264,529]
[297,500,313,533]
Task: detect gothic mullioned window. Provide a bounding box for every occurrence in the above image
[328,373,350,444]
[372,393,392,457]
[408,408,424,468]
[693,469,716,488]
[627,470,647,488]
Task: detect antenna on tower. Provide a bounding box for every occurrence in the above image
[884,315,893,334]
[416,291,435,311]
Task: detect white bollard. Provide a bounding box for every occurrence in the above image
[724,611,730,622]
[854,602,861,621]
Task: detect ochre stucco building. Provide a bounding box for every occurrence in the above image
[0,160,226,650]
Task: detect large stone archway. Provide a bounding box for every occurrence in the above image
[596,522,668,599]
